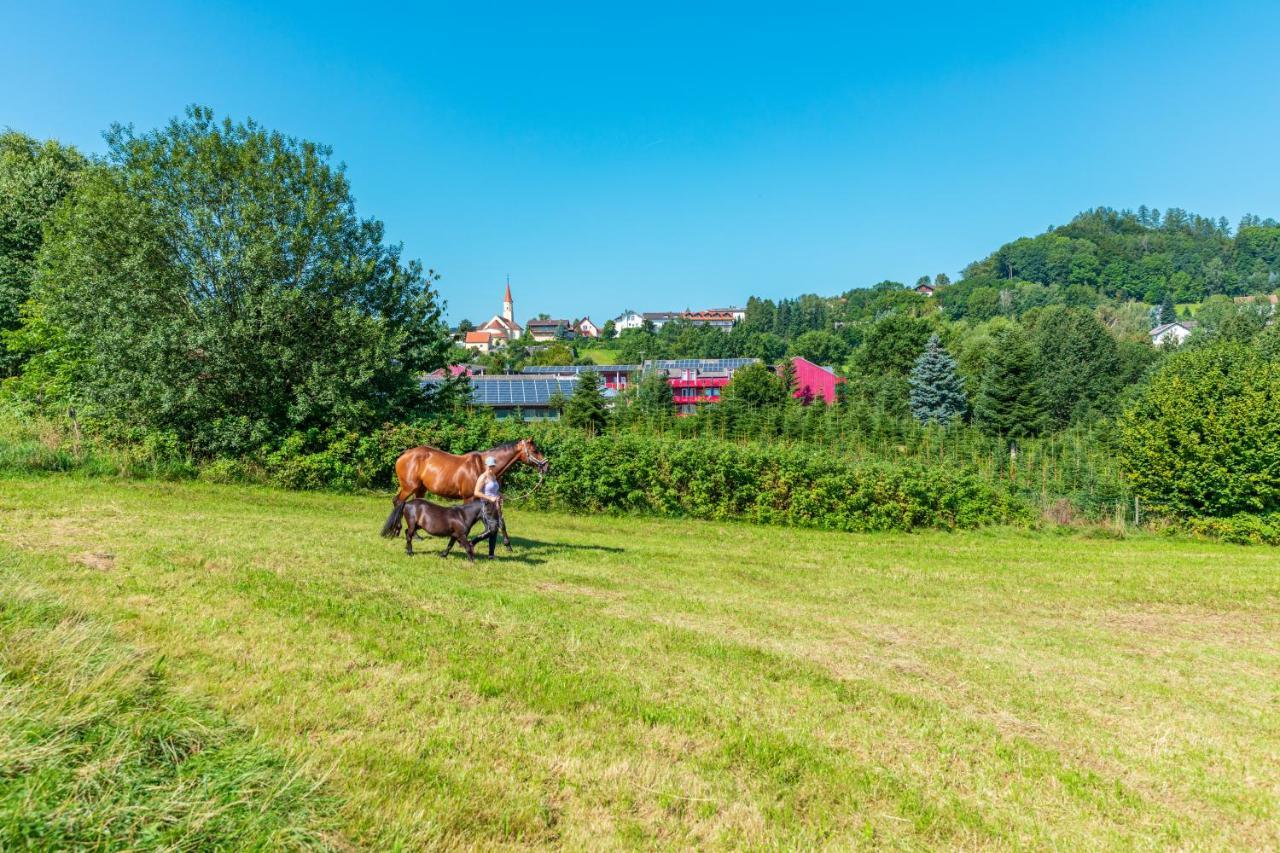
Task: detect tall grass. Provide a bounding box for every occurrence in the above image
[0,554,341,849]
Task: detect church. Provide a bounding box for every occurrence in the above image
[463,279,523,353]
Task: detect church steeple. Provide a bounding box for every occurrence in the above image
[502,276,514,323]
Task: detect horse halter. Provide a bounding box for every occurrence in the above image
[521,440,549,474]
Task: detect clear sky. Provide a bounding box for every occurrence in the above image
[4,1,1279,325]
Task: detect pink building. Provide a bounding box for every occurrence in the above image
[786,356,843,404]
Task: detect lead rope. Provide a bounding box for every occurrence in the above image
[504,467,546,504]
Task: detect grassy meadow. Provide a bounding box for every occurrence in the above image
[1,472,1278,848]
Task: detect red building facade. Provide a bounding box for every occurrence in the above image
[646,358,758,415]
[788,356,844,404]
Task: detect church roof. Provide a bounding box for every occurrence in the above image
[479,315,521,334]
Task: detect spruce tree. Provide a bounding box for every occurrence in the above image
[563,369,609,434]
[634,370,673,421]
[909,334,967,425]
[777,358,798,398]
[973,327,1046,438]
[1159,294,1176,324]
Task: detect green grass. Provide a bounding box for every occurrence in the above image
[0,551,340,849]
[1,473,1278,848]
[579,348,620,365]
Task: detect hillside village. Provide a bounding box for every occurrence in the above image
[456,279,746,353]
[442,265,1280,421]
[440,280,844,419]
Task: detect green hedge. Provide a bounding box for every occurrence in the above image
[534,432,1028,531]
[1177,513,1280,545]
[249,419,1029,533]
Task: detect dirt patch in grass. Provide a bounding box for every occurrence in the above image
[72,551,115,571]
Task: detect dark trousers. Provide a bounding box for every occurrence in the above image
[473,501,502,557]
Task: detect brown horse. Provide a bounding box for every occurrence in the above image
[379,438,548,539]
[400,499,492,560]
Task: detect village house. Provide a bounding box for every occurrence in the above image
[645,358,760,415]
[914,282,936,297]
[612,310,645,332]
[462,329,503,354]
[642,311,679,331]
[526,319,575,342]
[573,316,601,338]
[682,309,739,330]
[1149,320,1196,346]
[705,306,746,323]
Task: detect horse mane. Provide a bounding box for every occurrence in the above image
[488,440,523,451]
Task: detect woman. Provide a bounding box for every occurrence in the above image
[472,455,503,558]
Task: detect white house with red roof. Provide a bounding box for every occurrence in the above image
[574,316,601,338]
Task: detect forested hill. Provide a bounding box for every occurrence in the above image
[950,206,1280,307]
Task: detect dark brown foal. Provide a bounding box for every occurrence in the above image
[400,499,493,560]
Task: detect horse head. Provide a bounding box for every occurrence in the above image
[518,438,549,474]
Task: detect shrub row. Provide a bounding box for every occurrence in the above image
[1177,513,1280,545]
[243,418,1029,532]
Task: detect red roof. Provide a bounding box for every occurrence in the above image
[465,331,493,344]
[504,279,513,303]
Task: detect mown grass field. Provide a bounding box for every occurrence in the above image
[580,348,621,365]
[2,473,1278,849]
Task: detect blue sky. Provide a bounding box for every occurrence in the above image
[3,2,1279,325]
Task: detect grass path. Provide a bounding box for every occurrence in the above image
[1,473,1278,848]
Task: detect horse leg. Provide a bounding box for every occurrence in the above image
[440,536,455,559]
[500,513,512,552]
[404,523,415,556]
[461,532,476,563]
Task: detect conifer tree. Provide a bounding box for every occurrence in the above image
[634,370,673,421]
[563,369,609,434]
[973,327,1046,438]
[777,357,798,398]
[909,334,967,425]
[1159,293,1177,324]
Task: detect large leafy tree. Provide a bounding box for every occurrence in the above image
[722,362,787,408]
[27,106,452,455]
[973,326,1046,438]
[1120,341,1280,517]
[856,314,933,376]
[788,330,848,367]
[1026,306,1123,427]
[909,334,966,425]
[0,132,86,377]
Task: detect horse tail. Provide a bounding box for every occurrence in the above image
[380,499,406,538]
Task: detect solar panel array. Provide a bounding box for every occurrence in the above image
[520,364,640,375]
[468,377,579,406]
[647,358,759,370]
